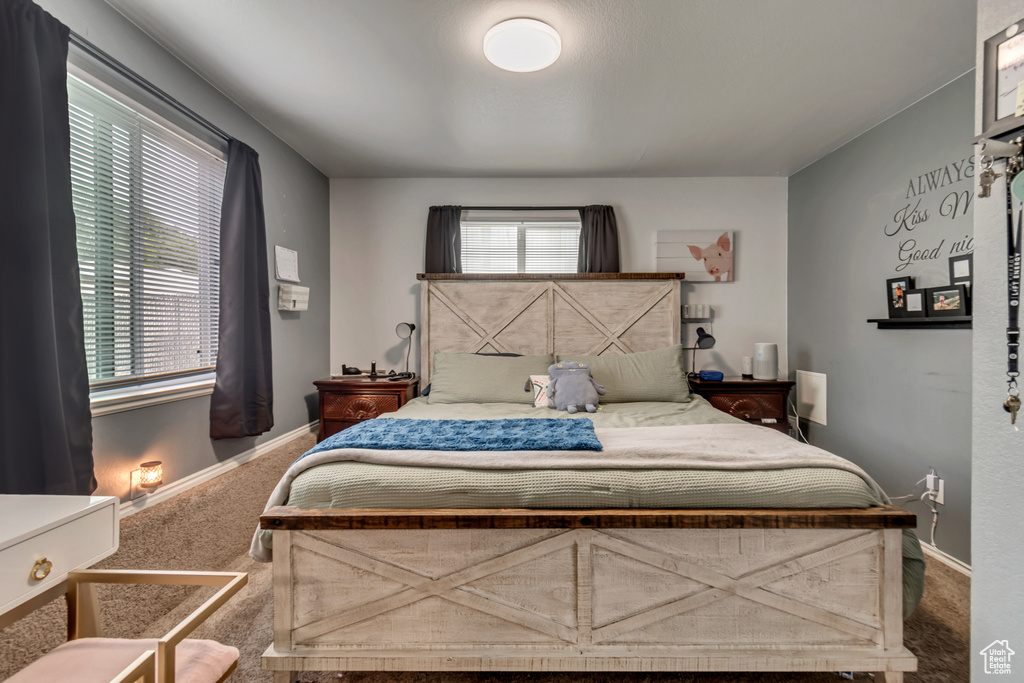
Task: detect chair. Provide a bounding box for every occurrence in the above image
[111,649,157,683]
[6,570,247,683]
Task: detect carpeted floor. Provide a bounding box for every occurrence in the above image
[0,431,970,682]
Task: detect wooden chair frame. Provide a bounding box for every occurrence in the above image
[66,570,248,683]
[111,650,156,683]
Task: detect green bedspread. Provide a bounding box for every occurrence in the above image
[383,395,743,426]
[274,396,925,616]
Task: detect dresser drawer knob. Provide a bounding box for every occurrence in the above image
[30,557,53,581]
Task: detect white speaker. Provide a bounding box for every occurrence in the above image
[752,343,778,380]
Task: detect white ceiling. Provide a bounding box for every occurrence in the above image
[104,0,976,178]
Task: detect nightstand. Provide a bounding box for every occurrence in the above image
[315,376,420,441]
[687,376,795,434]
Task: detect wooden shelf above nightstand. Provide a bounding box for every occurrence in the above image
[867,317,972,329]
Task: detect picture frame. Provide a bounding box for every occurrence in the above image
[925,284,970,318]
[982,18,1024,139]
[886,276,914,318]
[903,289,927,318]
[949,253,973,293]
[655,230,735,282]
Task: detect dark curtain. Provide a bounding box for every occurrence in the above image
[424,205,462,273]
[0,0,95,494]
[577,205,621,273]
[210,140,274,439]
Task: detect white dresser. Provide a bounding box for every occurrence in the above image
[0,495,119,627]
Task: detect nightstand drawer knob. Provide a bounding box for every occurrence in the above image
[30,557,52,581]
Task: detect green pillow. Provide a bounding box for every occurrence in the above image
[555,345,690,403]
[428,352,554,404]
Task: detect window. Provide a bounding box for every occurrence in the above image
[68,72,226,392]
[461,220,581,273]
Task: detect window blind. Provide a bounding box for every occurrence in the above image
[461,221,581,274]
[68,74,226,388]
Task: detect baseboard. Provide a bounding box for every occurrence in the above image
[921,541,971,577]
[120,420,317,518]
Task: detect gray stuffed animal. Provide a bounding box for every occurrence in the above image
[548,361,606,414]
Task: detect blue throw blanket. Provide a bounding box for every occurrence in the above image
[303,418,602,459]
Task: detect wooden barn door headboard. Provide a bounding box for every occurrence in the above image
[418,274,682,385]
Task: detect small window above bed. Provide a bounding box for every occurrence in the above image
[461,211,581,274]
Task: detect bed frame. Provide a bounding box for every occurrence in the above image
[261,274,917,682]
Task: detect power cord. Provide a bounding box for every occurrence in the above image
[919,491,940,546]
[889,477,928,501]
[889,476,940,546]
[787,396,809,443]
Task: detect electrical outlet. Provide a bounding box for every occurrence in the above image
[923,469,945,505]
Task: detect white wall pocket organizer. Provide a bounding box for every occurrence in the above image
[278,284,310,311]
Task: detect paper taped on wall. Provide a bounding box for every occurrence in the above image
[275,245,300,282]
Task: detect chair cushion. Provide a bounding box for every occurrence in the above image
[6,637,238,683]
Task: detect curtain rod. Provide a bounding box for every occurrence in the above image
[460,206,585,211]
[68,30,232,143]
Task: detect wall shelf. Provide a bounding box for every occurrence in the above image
[867,317,972,329]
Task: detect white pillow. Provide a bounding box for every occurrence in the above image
[528,374,554,408]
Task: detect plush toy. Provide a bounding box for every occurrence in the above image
[548,361,606,414]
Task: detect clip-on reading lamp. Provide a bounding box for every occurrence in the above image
[687,327,720,380]
[389,322,417,380]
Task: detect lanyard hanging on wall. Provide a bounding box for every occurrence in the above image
[1005,166,1023,427]
[977,137,1024,428]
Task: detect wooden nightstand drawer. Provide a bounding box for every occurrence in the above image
[706,393,785,420]
[323,393,400,420]
[688,376,795,434]
[315,376,420,441]
[0,496,119,616]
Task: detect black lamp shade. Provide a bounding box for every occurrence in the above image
[695,327,716,349]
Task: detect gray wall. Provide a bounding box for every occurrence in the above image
[973,0,1024,676]
[330,177,789,379]
[35,0,331,498]
[789,73,974,563]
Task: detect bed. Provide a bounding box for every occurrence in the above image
[255,275,919,682]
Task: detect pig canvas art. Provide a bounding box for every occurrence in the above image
[655,230,735,282]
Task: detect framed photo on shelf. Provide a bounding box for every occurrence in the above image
[886,276,914,318]
[949,253,973,293]
[983,18,1024,138]
[925,285,970,317]
[903,289,927,318]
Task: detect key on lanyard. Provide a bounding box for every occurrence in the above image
[980,165,1002,198]
[1005,394,1021,424]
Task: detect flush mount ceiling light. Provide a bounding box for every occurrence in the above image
[484,18,561,73]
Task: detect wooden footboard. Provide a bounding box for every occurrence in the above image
[260,507,917,682]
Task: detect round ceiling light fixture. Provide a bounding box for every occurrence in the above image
[484,18,561,73]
